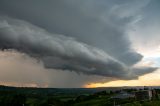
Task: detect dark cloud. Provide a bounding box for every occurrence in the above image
[0,0,158,85]
[0,0,146,66]
[0,16,157,80]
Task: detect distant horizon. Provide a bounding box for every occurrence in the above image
[1,84,160,89]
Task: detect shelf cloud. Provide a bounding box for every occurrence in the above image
[0,16,157,80]
[0,0,158,87]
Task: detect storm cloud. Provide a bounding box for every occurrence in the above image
[0,16,157,79]
[0,0,158,86]
[0,0,146,66]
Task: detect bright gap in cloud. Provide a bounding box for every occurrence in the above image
[85,69,160,88]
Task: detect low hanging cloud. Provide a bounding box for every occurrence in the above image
[0,0,158,88]
[0,50,112,88]
[0,16,157,80]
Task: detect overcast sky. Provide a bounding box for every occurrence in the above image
[0,0,159,88]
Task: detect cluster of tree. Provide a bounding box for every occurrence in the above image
[1,85,160,106]
[0,94,26,106]
[0,88,113,106]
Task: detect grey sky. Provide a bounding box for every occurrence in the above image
[0,0,159,87]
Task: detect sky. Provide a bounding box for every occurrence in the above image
[0,0,160,88]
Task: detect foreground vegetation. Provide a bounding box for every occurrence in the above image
[1,85,160,106]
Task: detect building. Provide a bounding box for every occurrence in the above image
[111,91,135,106]
[111,91,135,99]
[135,90,153,101]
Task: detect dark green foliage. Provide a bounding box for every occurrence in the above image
[0,94,26,106]
[0,86,160,106]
